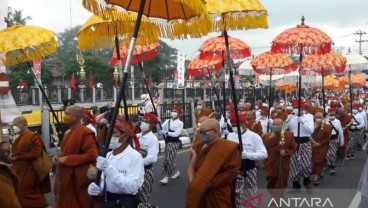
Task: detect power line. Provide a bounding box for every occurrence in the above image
[353,29,368,55]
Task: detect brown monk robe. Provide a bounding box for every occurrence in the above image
[271,105,288,121]
[194,100,214,124]
[262,118,296,200]
[311,112,332,184]
[54,105,99,208]
[336,108,352,164]
[11,116,50,208]
[245,111,263,136]
[186,119,241,208]
[0,162,21,208]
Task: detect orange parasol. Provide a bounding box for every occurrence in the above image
[302,51,346,75]
[275,82,297,94]
[341,73,366,87]
[110,41,160,65]
[187,56,223,77]
[251,51,298,75]
[198,34,251,60]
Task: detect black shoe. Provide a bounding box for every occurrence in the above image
[351,154,356,159]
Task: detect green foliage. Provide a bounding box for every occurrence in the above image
[6,7,32,27]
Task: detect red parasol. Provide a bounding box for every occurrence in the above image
[110,41,160,65]
[198,34,251,60]
[187,56,223,77]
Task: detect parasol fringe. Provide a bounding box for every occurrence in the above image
[212,13,269,31]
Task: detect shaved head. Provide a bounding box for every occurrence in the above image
[201,118,220,133]
[66,105,84,118]
[13,116,27,125]
[272,118,283,126]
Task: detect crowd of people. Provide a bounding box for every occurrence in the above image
[1,90,368,208]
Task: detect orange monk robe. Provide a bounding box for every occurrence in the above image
[0,162,21,208]
[11,130,49,207]
[311,124,332,176]
[262,131,296,198]
[194,108,214,124]
[271,111,288,121]
[337,114,352,161]
[56,126,99,208]
[246,120,263,136]
[186,140,241,208]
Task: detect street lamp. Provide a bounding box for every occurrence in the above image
[76,50,86,81]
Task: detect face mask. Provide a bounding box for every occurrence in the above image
[271,125,282,133]
[64,114,78,126]
[109,136,122,149]
[293,109,299,115]
[302,110,308,115]
[352,109,358,114]
[13,126,21,134]
[198,133,211,144]
[140,122,150,132]
[329,116,335,120]
[196,105,202,110]
[359,107,363,111]
[171,112,178,118]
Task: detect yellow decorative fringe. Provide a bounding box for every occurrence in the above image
[212,13,269,31]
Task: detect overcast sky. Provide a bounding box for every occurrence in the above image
[7,0,368,58]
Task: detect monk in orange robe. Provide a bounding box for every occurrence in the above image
[11,116,50,208]
[194,100,214,124]
[311,112,332,185]
[245,111,263,136]
[187,119,241,208]
[54,105,99,208]
[271,105,288,121]
[336,108,352,164]
[0,162,21,208]
[262,118,296,201]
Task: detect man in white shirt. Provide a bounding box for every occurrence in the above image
[286,103,314,192]
[159,107,184,184]
[81,109,97,137]
[347,102,366,159]
[219,103,234,139]
[136,112,159,206]
[228,120,268,208]
[259,105,272,133]
[87,117,144,208]
[325,107,344,175]
[139,94,154,116]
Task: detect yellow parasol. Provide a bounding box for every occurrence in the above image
[0,25,62,131]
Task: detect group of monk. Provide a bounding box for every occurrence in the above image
[0,90,367,208]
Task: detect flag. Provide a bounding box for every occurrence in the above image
[70,73,76,90]
[148,75,153,89]
[89,72,94,89]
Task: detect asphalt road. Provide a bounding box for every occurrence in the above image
[46,148,367,208]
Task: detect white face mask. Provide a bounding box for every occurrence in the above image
[140,122,150,132]
[109,136,122,149]
[13,126,21,134]
[196,105,203,110]
[329,116,335,120]
[352,109,358,114]
[171,112,178,118]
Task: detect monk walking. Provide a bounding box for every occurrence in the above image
[54,105,99,208]
[262,118,296,203]
[186,118,241,208]
[11,116,50,208]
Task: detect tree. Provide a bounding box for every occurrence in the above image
[5,7,32,27]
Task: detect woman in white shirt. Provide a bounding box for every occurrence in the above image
[88,116,144,208]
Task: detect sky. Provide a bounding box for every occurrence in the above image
[6,0,368,59]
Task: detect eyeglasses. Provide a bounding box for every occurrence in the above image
[199,128,215,135]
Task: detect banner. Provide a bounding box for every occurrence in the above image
[33,58,42,84]
[177,52,186,89]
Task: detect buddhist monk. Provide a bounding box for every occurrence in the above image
[194,100,214,124]
[311,112,332,185]
[54,105,99,208]
[11,116,50,208]
[262,118,296,202]
[186,118,241,208]
[336,107,352,166]
[271,104,288,121]
[0,162,21,208]
[245,111,263,136]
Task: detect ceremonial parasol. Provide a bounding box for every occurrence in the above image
[343,54,368,114]
[302,51,347,114]
[198,0,268,149]
[275,82,297,94]
[271,16,332,137]
[251,51,297,129]
[187,56,223,77]
[0,25,62,131]
[109,41,160,65]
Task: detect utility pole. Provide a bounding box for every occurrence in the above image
[353,29,368,55]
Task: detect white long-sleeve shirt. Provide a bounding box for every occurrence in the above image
[136,131,159,166]
[227,130,268,160]
[352,113,365,129]
[358,111,367,130]
[219,115,232,138]
[326,118,344,146]
[101,146,144,195]
[161,118,183,137]
[259,116,271,133]
[286,114,314,137]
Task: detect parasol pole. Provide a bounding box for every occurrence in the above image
[88,1,147,207]
[223,30,243,151]
[221,51,227,122]
[321,68,326,117]
[205,69,224,117]
[297,44,303,138]
[267,68,272,132]
[137,62,167,142]
[349,67,353,115]
[25,62,63,135]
